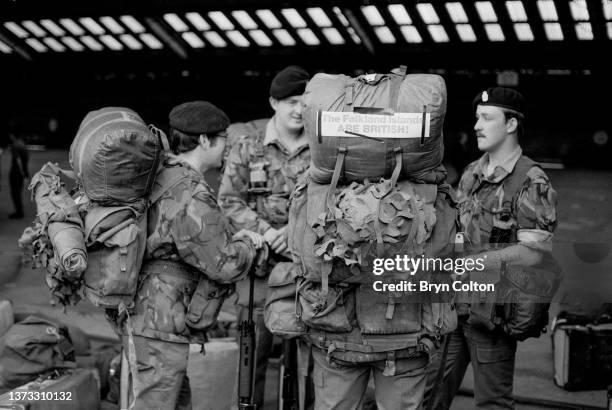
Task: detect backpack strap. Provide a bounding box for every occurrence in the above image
[501,155,539,212]
[149,166,190,205]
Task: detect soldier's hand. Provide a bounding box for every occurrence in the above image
[264,226,287,254]
[233,229,265,249]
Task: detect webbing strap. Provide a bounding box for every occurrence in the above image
[326,147,347,217]
[501,156,538,211]
[389,148,403,188]
[121,306,139,410]
[420,105,428,146]
[344,83,354,111]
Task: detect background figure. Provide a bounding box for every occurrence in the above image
[218,65,310,409]
[9,134,29,219]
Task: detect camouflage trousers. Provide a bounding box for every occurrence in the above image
[423,317,517,410]
[122,335,192,410]
[311,347,429,410]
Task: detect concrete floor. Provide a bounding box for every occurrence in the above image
[1,150,611,409]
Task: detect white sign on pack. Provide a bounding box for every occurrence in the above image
[317,111,431,140]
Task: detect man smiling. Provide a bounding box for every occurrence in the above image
[219,65,311,409]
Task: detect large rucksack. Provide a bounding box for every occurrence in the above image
[69,107,163,206]
[303,66,447,185]
[21,108,170,311]
[80,162,187,310]
[285,172,458,365]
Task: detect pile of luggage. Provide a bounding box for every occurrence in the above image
[0,300,121,409]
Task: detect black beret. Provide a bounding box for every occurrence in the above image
[473,87,525,115]
[269,65,310,99]
[169,101,230,135]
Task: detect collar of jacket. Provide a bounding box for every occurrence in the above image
[474,146,522,184]
[263,116,308,157]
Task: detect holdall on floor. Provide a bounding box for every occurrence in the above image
[0,368,100,410]
[69,107,163,206]
[303,66,447,185]
[552,312,612,390]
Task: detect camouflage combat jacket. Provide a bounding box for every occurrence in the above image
[130,155,255,343]
[456,148,558,314]
[218,117,310,307]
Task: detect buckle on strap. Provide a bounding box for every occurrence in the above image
[383,351,396,376]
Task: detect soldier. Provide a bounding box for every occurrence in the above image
[8,134,29,219]
[218,65,310,409]
[122,101,264,409]
[425,87,558,409]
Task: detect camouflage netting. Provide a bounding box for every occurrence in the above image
[18,162,88,307]
[311,179,437,281]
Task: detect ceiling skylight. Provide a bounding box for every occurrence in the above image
[446,3,469,23]
[272,29,296,45]
[256,10,282,29]
[40,20,66,36]
[100,16,124,34]
[484,23,505,41]
[428,25,449,42]
[417,3,440,24]
[514,23,534,40]
[60,19,85,36]
[232,11,258,30]
[208,12,234,30]
[322,27,345,44]
[475,2,498,22]
[181,32,205,48]
[120,16,145,33]
[163,14,189,32]
[307,8,333,27]
[456,24,477,41]
[506,1,528,22]
[401,25,423,43]
[388,4,412,25]
[22,21,46,37]
[374,26,396,43]
[362,6,385,26]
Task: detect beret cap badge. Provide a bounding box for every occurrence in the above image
[482,91,489,102]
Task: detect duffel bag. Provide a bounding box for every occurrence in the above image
[303,66,447,185]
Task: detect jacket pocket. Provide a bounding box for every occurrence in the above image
[186,278,232,331]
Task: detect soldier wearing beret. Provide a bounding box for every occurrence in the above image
[123,101,265,409]
[425,88,558,409]
[218,65,311,408]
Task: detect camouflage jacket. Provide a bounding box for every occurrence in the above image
[218,117,310,234]
[457,148,558,250]
[218,117,310,307]
[131,155,255,343]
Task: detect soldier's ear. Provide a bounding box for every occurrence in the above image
[505,117,518,134]
[269,97,279,112]
[199,134,211,149]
